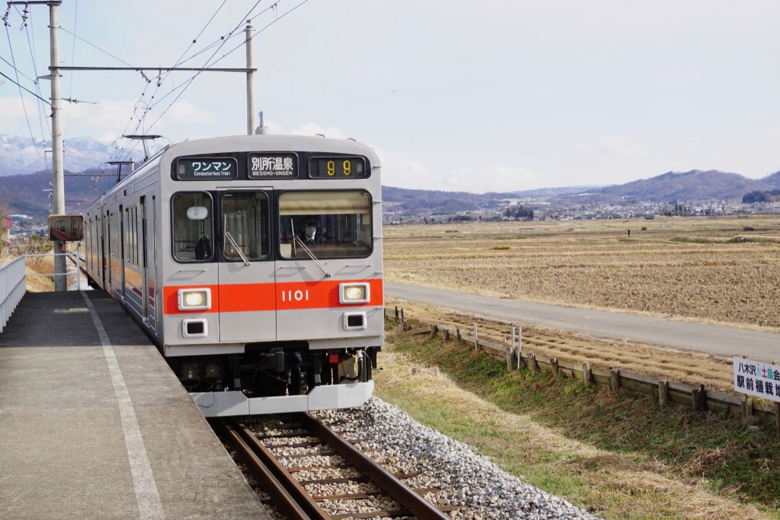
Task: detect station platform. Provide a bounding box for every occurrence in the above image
[0,290,269,519]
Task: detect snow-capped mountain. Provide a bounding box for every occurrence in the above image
[0,134,144,176]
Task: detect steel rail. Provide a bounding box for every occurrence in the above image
[295,412,450,520]
[211,419,311,520]
[230,418,331,519]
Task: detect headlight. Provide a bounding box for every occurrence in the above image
[339,283,370,304]
[178,288,211,311]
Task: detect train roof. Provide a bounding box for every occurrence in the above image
[82,134,380,215]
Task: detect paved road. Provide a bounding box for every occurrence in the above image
[386,283,780,363]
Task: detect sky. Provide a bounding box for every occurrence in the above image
[2,0,780,193]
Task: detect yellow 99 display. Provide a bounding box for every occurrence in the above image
[311,156,366,179]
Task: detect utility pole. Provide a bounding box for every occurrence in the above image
[246,21,256,136]
[8,1,64,289]
[49,1,66,291]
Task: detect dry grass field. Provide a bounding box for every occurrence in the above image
[384,215,780,331]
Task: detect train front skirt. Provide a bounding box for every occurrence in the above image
[191,381,374,417]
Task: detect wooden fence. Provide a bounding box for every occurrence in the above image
[385,306,780,433]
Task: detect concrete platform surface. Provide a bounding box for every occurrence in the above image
[0,290,269,519]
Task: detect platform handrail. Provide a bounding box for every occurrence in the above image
[0,256,26,333]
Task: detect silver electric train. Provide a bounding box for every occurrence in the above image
[82,135,383,417]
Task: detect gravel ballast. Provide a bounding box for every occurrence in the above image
[313,397,596,519]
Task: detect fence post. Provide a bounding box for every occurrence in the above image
[582,362,592,386]
[528,352,539,372]
[609,367,620,392]
[443,328,449,341]
[550,357,559,377]
[518,326,523,367]
[401,309,406,331]
[691,388,701,412]
[699,384,708,412]
[742,397,754,425]
[394,306,398,320]
[430,324,437,338]
[658,380,668,407]
[474,323,478,351]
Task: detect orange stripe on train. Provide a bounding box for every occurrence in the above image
[163,279,382,315]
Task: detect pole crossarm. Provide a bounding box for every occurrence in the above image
[51,66,256,73]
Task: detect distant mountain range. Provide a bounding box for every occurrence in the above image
[584,169,779,203]
[0,134,143,177]
[1,134,779,220]
[383,170,780,214]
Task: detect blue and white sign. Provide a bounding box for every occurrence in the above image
[733,358,780,403]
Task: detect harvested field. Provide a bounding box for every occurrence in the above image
[384,215,780,331]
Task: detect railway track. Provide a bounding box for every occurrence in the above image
[214,413,459,519]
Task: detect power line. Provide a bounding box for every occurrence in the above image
[4,21,45,164]
[220,0,310,60]
[145,0,301,135]
[0,70,50,105]
[0,54,36,84]
[21,8,52,143]
[58,25,133,67]
[63,0,79,140]
[110,0,232,163]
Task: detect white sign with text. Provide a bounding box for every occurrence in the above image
[733,358,780,403]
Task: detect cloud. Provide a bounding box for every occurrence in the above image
[57,100,219,142]
[575,134,649,158]
[290,122,348,140]
[378,146,539,193]
[0,96,45,134]
[261,120,349,140]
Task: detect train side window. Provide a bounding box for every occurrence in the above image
[221,191,269,261]
[172,192,213,262]
[279,190,372,260]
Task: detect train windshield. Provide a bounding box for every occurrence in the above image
[172,192,213,262]
[279,190,372,259]
[221,191,270,261]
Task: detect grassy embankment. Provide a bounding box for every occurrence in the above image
[375,319,780,519]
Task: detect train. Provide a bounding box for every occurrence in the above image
[82,135,383,417]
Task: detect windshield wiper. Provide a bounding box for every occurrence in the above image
[293,236,332,278]
[225,231,251,266]
[223,216,250,266]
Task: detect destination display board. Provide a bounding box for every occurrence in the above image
[248,153,297,179]
[734,357,780,403]
[309,156,367,179]
[176,158,238,180]
[48,214,83,242]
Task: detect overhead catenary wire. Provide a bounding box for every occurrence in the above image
[143,0,307,137]
[0,69,50,105]
[4,19,45,164]
[63,0,79,140]
[58,25,134,67]
[20,8,52,142]
[108,0,233,164]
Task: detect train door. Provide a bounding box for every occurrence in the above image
[119,205,125,299]
[151,195,159,335]
[217,189,276,342]
[140,196,150,325]
[105,210,111,290]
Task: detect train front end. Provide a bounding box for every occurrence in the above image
[159,135,383,417]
